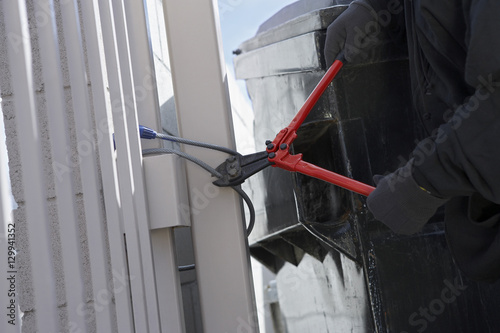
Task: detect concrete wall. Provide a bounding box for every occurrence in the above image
[276,253,372,332]
[0,0,177,331]
[1,1,102,332]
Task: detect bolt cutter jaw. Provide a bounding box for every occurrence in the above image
[213,151,273,187]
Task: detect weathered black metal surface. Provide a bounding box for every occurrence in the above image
[237,1,500,332]
[361,220,500,333]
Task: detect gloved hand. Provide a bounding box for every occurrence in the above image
[324,0,383,66]
[367,160,449,235]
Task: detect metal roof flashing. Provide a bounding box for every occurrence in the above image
[237,5,348,54]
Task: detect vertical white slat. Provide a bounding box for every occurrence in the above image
[122,0,162,151]
[151,228,187,333]
[3,1,58,332]
[162,0,259,331]
[96,0,156,331]
[124,1,189,331]
[110,1,162,331]
[0,103,17,333]
[77,0,135,332]
[33,0,88,331]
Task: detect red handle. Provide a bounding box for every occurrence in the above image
[288,58,344,133]
[294,160,375,196]
[268,59,345,149]
[268,58,376,196]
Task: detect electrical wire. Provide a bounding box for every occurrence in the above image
[178,264,195,272]
[142,146,255,237]
[140,125,256,235]
[142,148,222,178]
[156,132,239,156]
[231,185,255,237]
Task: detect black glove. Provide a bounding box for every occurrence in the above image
[367,160,449,235]
[324,0,383,66]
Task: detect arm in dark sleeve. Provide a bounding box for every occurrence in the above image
[323,0,406,65]
[412,0,500,203]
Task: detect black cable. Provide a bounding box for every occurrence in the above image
[142,148,222,178]
[178,264,195,272]
[156,132,239,156]
[232,186,255,237]
[142,148,256,236]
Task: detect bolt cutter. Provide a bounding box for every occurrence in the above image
[213,54,375,197]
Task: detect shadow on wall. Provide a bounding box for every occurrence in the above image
[160,96,179,150]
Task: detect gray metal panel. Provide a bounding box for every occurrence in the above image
[162,0,258,331]
[234,32,325,80]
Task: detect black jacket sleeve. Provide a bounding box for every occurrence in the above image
[412,0,500,204]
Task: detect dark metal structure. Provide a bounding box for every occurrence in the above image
[234,1,500,332]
